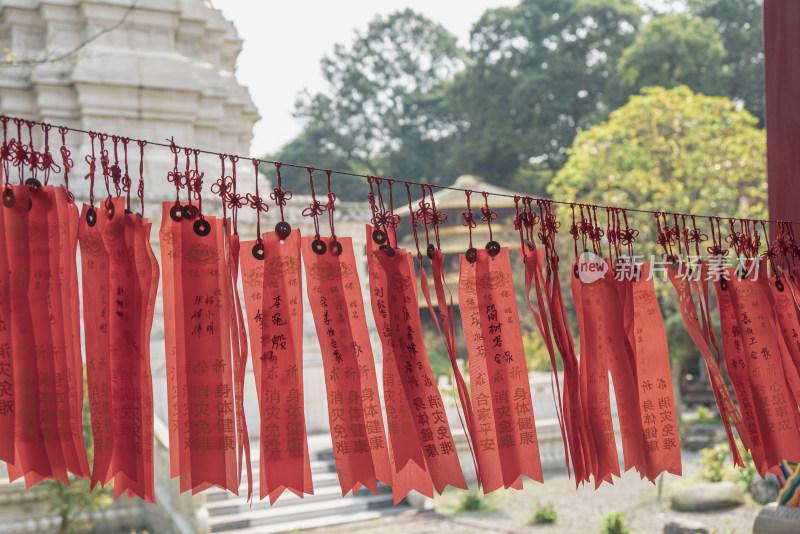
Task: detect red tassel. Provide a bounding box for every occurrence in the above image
[420,249,479,484]
[302,235,392,496]
[366,226,434,504]
[668,265,748,466]
[160,204,244,493]
[6,185,88,486]
[374,244,467,494]
[227,234,253,501]
[520,247,585,483]
[727,263,800,473]
[462,248,543,490]
[241,230,312,503]
[572,265,620,487]
[625,264,681,480]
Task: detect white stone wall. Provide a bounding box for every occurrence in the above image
[0,0,259,200]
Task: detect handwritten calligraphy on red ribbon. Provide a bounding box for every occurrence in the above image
[241,230,312,503]
[160,204,245,494]
[366,226,434,504]
[302,236,392,496]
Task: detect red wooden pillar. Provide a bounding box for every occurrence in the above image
[764,0,800,238]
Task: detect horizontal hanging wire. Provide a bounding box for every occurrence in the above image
[1,114,793,226]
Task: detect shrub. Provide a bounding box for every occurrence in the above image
[699,441,729,483]
[698,437,756,493]
[530,502,557,524]
[457,491,488,512]
[599,510,630,534]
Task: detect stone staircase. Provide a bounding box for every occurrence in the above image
[205,436,411,534]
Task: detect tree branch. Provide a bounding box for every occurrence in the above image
[2,0,138,68]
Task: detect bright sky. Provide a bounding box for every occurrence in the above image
[212,1,516,157]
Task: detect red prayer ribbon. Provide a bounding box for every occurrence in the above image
[241,229,312,503]
[366,225,434,504]
[302,235,392,496]
[374,242,467,494]
[159,204,247,494]
[5,185,88,487]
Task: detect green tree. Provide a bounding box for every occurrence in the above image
[447,0,643,189]
[278,9,465,199]
[690,0,765,124]
[548,85,766,252]
[618,14,728,95]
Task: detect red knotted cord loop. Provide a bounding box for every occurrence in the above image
[227,155,242,234]
[212,154,232,208]
[39,123,60,185]
[686,214,707,257]
[707,217,728,257]
[110,135,123,196]
[10,118,30,183]
[85,131,98,207]
[98,133,111,197]
[426,185,446,250]
[1,116,11,184]
[369,177,399,231]
[247,158,269,238]
[325,169,337,241]
[59,126,73,192]
[137,140,146,214]
[269,162,291,223]
[514,196,527,254]
[166,137,183,201]
[405,182,423,260]
[726,218,743,257]
[480,191,497,246]
[537,199,560,262]
[460,189,476,253]
[190,149,204,215]
[121,137,131,210]
[302,167,326,240]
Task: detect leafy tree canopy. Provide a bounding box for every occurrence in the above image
[274,1,766,197]
[549,85,766,250]
[618,14,727,95]
[447,0,643,187]
[277,9,464,199]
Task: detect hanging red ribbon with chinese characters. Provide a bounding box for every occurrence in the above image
[159,146,247,494]
[240,161,312,503]
[608,209,681,481]
[301,169,392,495]
[459,193,542,491]
[80,134,158,502]
[662,214,749,467]
[373,240,467,493]
[521,199,592,486]
[2,118,89,487]
[571,207,620,487]
[365,178,435,504]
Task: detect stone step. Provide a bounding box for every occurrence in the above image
[244,457,335,474]
[205,471,344,507]
[209,491,397,532]
[214,506,414,534]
